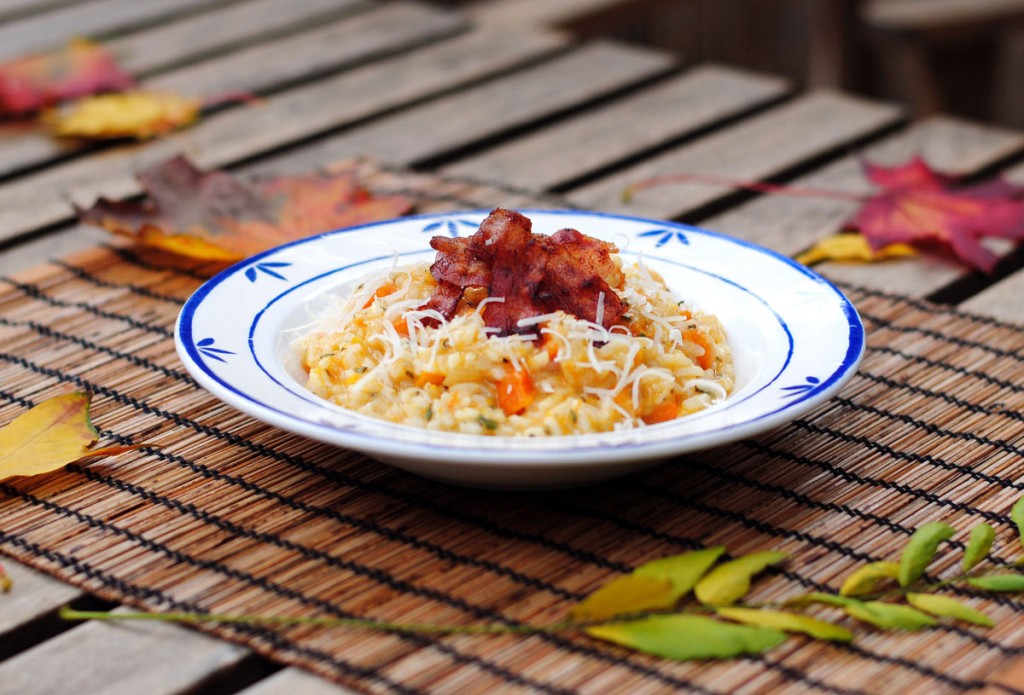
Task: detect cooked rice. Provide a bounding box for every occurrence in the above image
[299,260,733,436]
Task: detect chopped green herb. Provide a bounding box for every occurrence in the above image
[425,405,433,422]
[478,415,498,430]
[569,410,578,424]
[354,366,368,374]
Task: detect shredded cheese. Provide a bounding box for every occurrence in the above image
[299,258,733,435]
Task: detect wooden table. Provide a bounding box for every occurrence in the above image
[1,1,1023,693]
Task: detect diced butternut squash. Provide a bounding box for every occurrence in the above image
[497,364,535,415]
[362,282,396,308]
[415,371,445,388]
[684,328,714,370]
[642,398,679,425]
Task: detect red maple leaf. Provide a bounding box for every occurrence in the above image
[847,157,1024,272]
[623,156,1024,272]
[0,39,134,117]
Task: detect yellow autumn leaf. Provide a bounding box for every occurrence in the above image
[839,561,900,597]
[44,91,201,140]
[0,562,11,593]
[716,606,853,642]
[694,551,788,606]
[0,392,133,482]
[633,546,725,602]
[570,574,675,621]
[906,593,994,627]
[795,233,916,266]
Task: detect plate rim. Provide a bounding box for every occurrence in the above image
[175,209,865,467]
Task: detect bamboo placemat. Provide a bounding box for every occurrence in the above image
[1,162,1023,694]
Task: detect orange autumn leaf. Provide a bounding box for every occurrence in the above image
[77,156,415,262]
[0,392,136,483]
[44,91,201,140]
[0,39,133,117]
[847,157,1024,272]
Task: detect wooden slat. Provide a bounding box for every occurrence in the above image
[443,64,790,191]
[0,554,233,695]
[958,145,1024,319]
[959,271,1024,322]
[565,91,902,216]
[470,0,631,27]
[0,562,81,656]
[0,0,237,60]
[254,41,675,173]
[0,27,565,245]
[0,224,107,276]
[702,116,1024,252]
[694,115,1024,297]
[0,1,462,180]
[0,608,250,695]
[108,0,369,76]
[865,0,1024,30]
[240,667,359,695]
[0,0,78,21]
[145,1,461,97]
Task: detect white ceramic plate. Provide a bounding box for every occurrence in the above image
[176,210,864,488]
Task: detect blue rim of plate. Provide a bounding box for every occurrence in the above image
[176,209,865,465]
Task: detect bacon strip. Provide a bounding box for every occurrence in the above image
[425,208,626,334]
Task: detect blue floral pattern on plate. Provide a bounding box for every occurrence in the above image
[196,338,234,363]
[422,217,479,237]
[639,228,689,247]
[245,262,291,283]
[780,376,821,398]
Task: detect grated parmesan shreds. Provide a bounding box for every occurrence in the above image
[299,260,733,436]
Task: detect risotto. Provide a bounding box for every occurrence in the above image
[299,211,733,436]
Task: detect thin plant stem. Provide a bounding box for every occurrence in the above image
[59,607,589,635]
[58,571,1012,638]
[621,173,869,204]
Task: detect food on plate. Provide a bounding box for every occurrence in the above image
[299,209,733,435]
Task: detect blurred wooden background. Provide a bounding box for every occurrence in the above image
[442,0,1024,127]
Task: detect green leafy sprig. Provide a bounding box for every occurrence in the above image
[57,496,1024,661]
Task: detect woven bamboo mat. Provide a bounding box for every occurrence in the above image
[2,161,1024,694]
